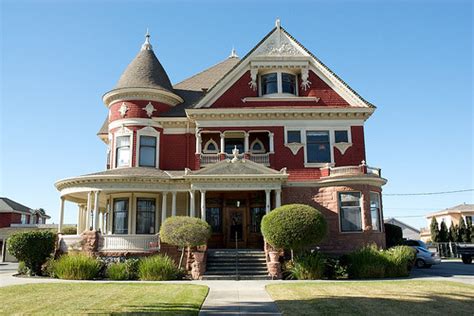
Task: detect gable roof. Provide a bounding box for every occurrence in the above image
[193,26,375,109]
[185,158,287,178]
[384,218,421,233]
[0,197,31,213]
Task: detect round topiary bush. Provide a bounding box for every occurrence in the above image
[159,216,211,269]
[7,230,56,276]
[261,204,327,254]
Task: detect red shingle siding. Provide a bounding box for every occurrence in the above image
[160,134,190,170]
[109,100,171,122]
[334,126,366,166]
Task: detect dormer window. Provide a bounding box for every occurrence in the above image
[259,71,298,97]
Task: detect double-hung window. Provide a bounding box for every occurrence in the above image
[136,198,155,234]
[113,198,129,234]
[370,192,382,231]
[115,136,131,167]
[287,130,301,143]
[139,136,157,167]
[306,131,331,163]
[339,192,363,232]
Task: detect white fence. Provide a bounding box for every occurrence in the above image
[98,235,159,252]
[200,154,220,166]
[249,153,270,166]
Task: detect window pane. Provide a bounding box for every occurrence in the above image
[250,207,266,233]
[261,73,278,95]
[335,130,349,143]
[207,142,217,151]
[139,147,156,167]
[306,131,331,163]
[287,131,301,143]
[113,199,129,234]
[116,147,130,166]
[136,198,155,234]
[206,207,222,233]
[339,192,362,232]
[116,136,130,147]
[370,192,381,231]
[251,142,262,151]
[281,73,296,95]
[224,139,244,154]
[140,136,156,146]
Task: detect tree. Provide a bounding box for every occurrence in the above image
[159,216,211,269]
[448,222,458,242]
[261,204,327,259]
[457,217,469,242]
[7,230,56,275]
[430,217,440,242]
[384,223,403,248]
[439,221,449,242]
[462,217,472,243]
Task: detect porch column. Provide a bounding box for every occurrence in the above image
[200,190,206,221]
[58,197,65,233]
[220,133,225,154]
[77,205,83,233]
[275,189,282,208]
[265,189,271,214]
[196,132,202,154]
[161,192,168,225]
[171,191,177,217]
[244,132,249,153]
[189,190,196,217]
[93,191,100,231]
[269,132,274,153]
[86,191,92,230]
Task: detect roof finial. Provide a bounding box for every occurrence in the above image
[229,46,238,58]
[141,28,153,51]
[275,17,281,29]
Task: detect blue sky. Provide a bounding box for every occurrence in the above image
[1,0,472,229]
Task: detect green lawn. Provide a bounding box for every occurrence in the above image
[0,283,208,315]
[267,281,474,315]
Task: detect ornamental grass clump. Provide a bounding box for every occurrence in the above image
[138,255,179,281]
[287,252,327,280]
[52,254,101,280]
[384,245,416,277]
[346,244,386,279]
[106,262,130,280]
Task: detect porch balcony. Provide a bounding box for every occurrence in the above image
[324,161,382,178]
[59,234,159,253]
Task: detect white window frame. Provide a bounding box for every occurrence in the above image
[369,191,382,232]
[203,139,219,154]
[113,127,133,169]
[258,70,299,97]
[249,138,266,153]
[285,130,303,144]
[338,191,363,233]
[136,126,160,169]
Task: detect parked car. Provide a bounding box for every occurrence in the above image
[402,239,441,268]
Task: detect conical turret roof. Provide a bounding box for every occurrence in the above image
[114,32,174,93]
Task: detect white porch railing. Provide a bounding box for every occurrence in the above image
[367,166,381,176]
[328,163,382,177]
[98,235,159,252]
[248,153,270,166]
[225,153,245,160]
[59,235,83,252]
[200,153,220,166]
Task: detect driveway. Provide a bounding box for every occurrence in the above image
[410,259,474,285]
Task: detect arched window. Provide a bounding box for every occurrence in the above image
[250,138,266,153]
[203,139,219,153]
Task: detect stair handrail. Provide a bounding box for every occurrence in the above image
[235,230,239,280]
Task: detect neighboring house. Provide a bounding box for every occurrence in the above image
[55,21,387,255]
[421,203,474,242]
[384,218,421,240]
[0,197,51,262]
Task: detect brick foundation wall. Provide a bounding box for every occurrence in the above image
[282,185,385,255]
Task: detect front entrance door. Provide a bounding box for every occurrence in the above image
[225,207,246,248]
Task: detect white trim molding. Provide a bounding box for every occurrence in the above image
[136,126,161,169]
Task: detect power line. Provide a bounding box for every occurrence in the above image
[384,189,474,196]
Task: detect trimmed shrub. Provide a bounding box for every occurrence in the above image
[347,244,386,279]
[17,261,28,275]
[160,216,211,269]
[384,223,403,248]
[7,231,56,276]
[52,254,101,280]
[287,252,326,280]
[261,204,327,255]
[138,255,179,281]
[384,245,416,277]
[106,262,129,280]
[61,226,77,235]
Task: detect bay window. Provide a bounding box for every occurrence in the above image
[306,131,331,163]
[260,72,297,96]
[261,73,278,95]
[115,136,131,167]
[370,192,382,231]
[136,198,155,234]
[139,136,157,167]
[281,73,297,94]
[113,198,129,234]
[339,192,362,232]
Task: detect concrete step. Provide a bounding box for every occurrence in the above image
[201,275,272,280]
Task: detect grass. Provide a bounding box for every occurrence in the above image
[267,281,474,315]
[0,283,208,315]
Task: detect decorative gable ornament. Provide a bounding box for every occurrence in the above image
[285,142,304,155]
[249,68,258,91]
[334,142,353,155]
[254,28,306,57]
[300,68,312,91]
[119,102,129,118]
[142,102,156,117]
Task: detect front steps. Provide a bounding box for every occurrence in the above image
[202,249,271,280]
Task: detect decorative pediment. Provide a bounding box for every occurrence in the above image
[285,142,304,155]
[254,28,308,57]
[188,157,286,177]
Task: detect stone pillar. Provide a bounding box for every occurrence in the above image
[58,197,65,233]
[269,132,274,153]
[189,190,196,217]
[220,133,225,154]
[244,132,249,153]
[265,189,271,214]
[275,189,282,208]
[93,191,100,231]
[195,132,202,154]
[161,192,168,226]
[171,191,177,217]
[200,190,206,220]
[86,191,92,230]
